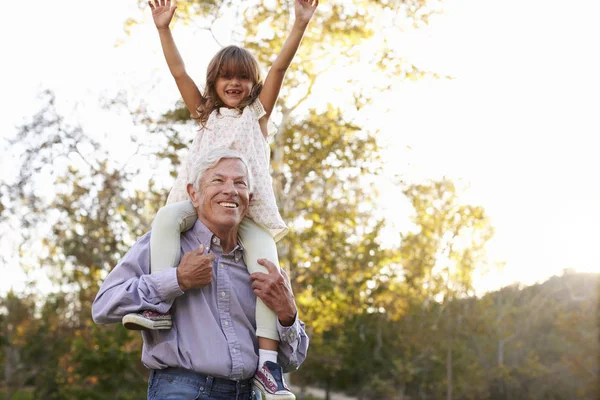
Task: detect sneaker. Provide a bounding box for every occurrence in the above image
[122,310,172,330]
[252,361,295,400]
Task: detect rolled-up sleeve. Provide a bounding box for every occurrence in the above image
[92,233,184,324]
[276,315,309,373]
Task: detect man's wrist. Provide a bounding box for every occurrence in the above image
[278,310,297,327]
[176,268,188,292]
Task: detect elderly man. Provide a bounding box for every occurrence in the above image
[92,148,308,400]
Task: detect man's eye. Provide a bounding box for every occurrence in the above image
[235,181,247,187]
[212,178,223,183]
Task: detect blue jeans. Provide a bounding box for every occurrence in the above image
[148,368,254,400]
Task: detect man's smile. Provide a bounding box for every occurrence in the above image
[218,201,239,209]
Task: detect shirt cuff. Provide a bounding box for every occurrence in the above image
[277,314,300,343]
[155,268,185,301]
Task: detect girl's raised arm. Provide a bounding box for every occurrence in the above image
[150,0,203,120]
[259,0,318,128]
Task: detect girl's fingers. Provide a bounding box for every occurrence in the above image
[153,0,161,9]
[148,0,154,9]
[168,0,176,12]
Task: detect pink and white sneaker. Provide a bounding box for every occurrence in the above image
[122,310,172,330]
[253,361,295,400]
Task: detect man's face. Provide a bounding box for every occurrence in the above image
[188,158,251,233]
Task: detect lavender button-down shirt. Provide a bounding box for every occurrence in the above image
[92,219,309,380]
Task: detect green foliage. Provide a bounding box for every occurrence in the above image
[54,324,146,400]
[0,391,34,400]
[0,92,159,399]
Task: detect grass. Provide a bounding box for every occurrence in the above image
[0,391,35,400]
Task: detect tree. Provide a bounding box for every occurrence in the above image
[0,291,37,400]
[0,91,164,398]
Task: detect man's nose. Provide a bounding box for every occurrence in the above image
[222,180,238,194]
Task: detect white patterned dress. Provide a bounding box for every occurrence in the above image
[166,99,288,242]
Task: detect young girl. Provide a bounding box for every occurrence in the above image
[121,0,318,398]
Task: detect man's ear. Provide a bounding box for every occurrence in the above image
[187,184,199,207]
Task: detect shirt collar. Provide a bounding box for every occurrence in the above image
[217,107,242,118]
[191,219,244,260]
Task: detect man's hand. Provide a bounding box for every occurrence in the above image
[149,0,177,30]
[176,244,215,291]
[250,259,297,326]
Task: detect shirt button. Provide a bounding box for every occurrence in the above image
[221,292,226,297]
[224,321,229,327]
[212,237,217,243]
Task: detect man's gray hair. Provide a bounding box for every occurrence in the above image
[187,148,254,193]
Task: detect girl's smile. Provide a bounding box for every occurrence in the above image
[216,75,252,108]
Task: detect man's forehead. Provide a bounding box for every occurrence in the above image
[206,158,248,178]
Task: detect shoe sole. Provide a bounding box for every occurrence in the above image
[252,380,296,400]
[122,314,172,330]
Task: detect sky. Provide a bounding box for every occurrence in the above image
[1,0,599,294]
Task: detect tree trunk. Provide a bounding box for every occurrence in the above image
[497,339,504,366]
[4,325,16,400]
[446,345,453,400]
[446,299,453,400]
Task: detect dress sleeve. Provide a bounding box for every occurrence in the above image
[249,98,279,141]
[249,98,267,120]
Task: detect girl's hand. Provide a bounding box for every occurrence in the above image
[149,0,177,30]
[294,0,318,26]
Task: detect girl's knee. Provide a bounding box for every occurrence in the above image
[153,206,179,231]
[239,220,273,246]
[152,202,196,233]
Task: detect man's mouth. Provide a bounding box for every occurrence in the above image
[218,201,238,209]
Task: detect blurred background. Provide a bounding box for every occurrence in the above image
[0,0,598,398]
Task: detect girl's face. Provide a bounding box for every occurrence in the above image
[215,71,253,108]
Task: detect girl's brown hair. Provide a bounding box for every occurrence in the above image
[196,45,263,127]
